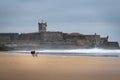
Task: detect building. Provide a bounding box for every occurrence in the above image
[0,21,119,50]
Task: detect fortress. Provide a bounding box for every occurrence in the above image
[0,21,119,50]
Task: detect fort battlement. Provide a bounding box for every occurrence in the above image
[0,22,119,50]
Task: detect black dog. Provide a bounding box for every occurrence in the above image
[31,50,38,57]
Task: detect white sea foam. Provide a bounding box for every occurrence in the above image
[38,48,120,53]
[11,48,120,57]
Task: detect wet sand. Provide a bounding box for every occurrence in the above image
[0,52,120,80]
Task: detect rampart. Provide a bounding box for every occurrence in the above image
[0,22,119,50]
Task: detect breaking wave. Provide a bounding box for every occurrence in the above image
[11,48,120,57]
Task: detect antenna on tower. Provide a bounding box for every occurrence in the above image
[41,20,44,23]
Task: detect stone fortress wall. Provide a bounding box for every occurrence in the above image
[0,21,119,50]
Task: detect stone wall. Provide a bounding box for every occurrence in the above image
[107,42,119,49]
[0,31,119,50]
[41,32,63,41]
[0,33,19,40]
[18,33,41,40]
[100,42,119,49]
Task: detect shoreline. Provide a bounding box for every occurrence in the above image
[0,51,120,58]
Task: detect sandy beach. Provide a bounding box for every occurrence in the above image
[0,52,120,80]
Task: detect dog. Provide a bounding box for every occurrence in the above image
[31,50,38,57]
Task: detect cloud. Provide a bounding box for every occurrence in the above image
[0,0,120,23]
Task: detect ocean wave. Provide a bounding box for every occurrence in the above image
[11,48,120,57]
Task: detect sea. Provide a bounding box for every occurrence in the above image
[9,48,120,58]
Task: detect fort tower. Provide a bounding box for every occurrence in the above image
[38,20,47,32]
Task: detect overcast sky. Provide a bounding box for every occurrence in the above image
[0,0,120,43]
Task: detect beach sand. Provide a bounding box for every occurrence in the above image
[0,52,120,80]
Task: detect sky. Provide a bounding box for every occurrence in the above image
[0,0,120,44]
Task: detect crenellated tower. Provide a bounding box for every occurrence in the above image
[38,20,47,32]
